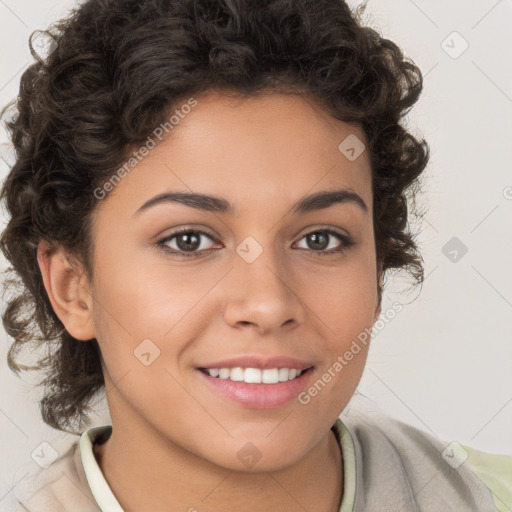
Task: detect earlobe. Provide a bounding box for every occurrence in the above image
[37,239,96,341]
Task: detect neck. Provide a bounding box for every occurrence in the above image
[93,420,343,512]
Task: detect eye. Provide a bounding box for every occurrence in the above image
[294,228,355,256]
[156,228,220,258]
[156,227,355,258]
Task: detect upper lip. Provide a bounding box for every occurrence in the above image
[198,355,314,371]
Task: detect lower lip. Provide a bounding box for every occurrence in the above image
[196,368,314,409]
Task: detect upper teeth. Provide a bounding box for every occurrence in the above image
[204,367,304,384]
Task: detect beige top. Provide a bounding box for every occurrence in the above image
[8,407,512,511]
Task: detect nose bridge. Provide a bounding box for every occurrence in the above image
[223,234,304,333]
[235,234,293,303]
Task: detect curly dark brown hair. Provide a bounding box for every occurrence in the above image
[0,0,429,434]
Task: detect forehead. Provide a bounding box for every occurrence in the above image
[92,90,372,222]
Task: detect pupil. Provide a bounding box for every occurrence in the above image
[309,232,327,250]
[177,232,199,251]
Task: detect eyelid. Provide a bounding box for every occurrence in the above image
[156,224,350,243]
[156,224,354,257]
[154,224,219,242]
[295,224,350,239]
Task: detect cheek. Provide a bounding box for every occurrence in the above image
[89,248,216,378]
[298,266,375,416]
[297,246,377,384]
[92,241,200,331]
[309,277,374,377]
[301,253,378,334]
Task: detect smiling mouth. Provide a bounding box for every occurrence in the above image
[198,366,313,384]
[196,366,315,409]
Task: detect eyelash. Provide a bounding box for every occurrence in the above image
[156,227,355,258]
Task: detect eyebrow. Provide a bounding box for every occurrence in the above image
[133,188,368,217]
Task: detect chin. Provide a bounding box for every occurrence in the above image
[202,440,307,473]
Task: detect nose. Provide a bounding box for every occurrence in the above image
[223,246,306,336]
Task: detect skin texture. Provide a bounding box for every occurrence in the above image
[37,91,381,512]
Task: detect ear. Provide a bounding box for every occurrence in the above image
[37,239,96,341]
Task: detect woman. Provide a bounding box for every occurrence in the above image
[1,0,510,511]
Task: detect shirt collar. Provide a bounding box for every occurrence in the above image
[79,425,123,512]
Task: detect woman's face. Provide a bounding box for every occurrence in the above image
[87,90,380,471]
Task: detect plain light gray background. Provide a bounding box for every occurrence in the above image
[1,0,511,503]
